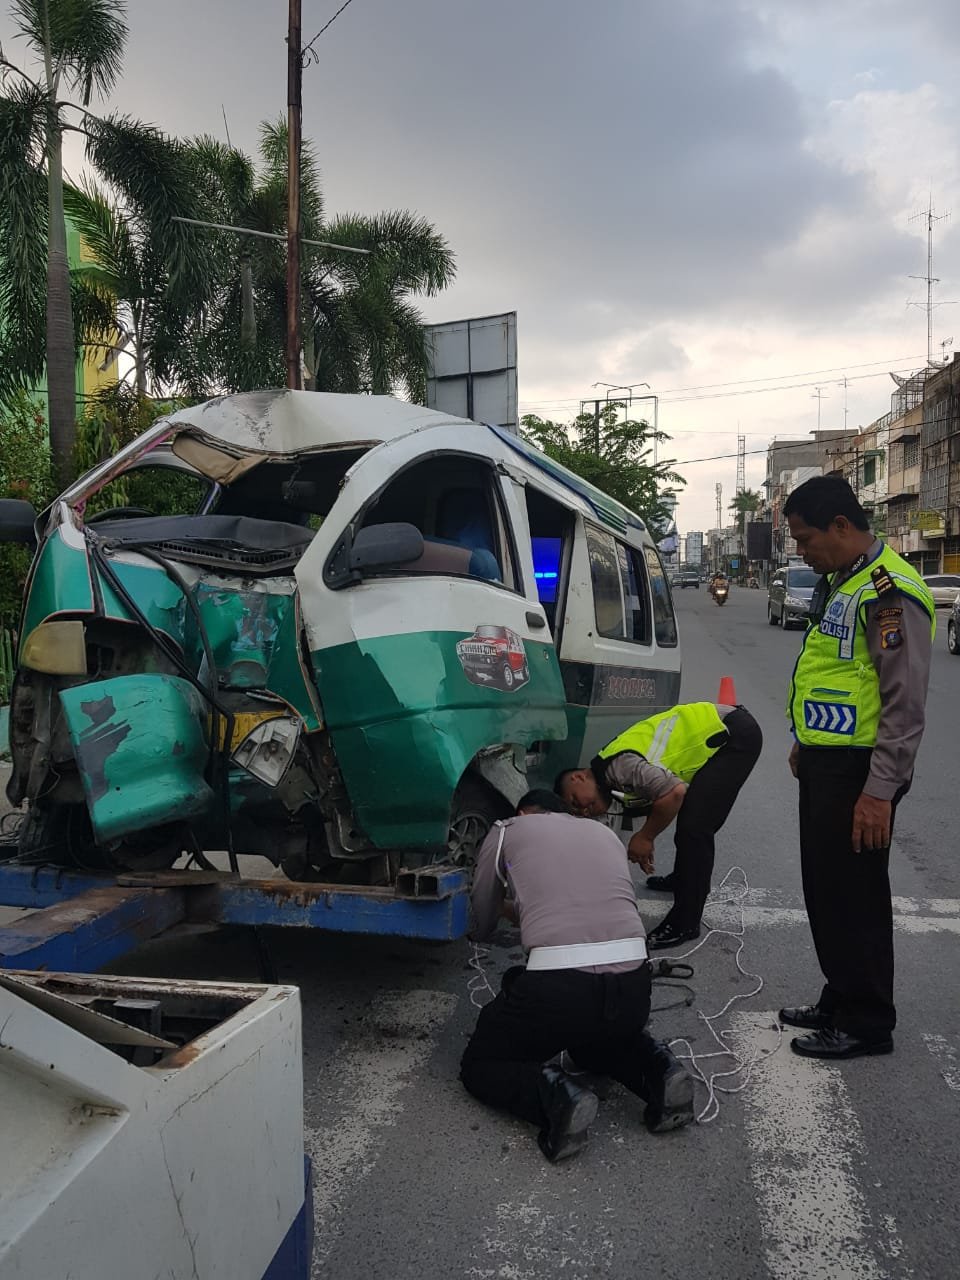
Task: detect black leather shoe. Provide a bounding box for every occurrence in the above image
[779,1004,830,1030]
[647,921,700,951]
[536,1065,599,1161]
[645,873,676,892]
[638,1036,695,1133]
[790,1027,893,1059]
[550,1050,611,1101]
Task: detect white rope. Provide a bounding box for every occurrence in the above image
[467,942,498,1009]
[664,865,782,1123]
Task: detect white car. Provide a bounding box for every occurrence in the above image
[922,574,960,607]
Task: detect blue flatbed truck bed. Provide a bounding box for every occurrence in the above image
[0,862,469,972]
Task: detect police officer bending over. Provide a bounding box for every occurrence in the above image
[781,476,935,1059]
[556,702,762,949]
[460,790,694,1163]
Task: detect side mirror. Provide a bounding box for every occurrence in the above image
[0,499,37,546]
[350,522,424,572]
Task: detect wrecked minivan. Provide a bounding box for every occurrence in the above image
[0,391,681,882]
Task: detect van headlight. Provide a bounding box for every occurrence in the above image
[231,715,301,787]
[786,595,807,608]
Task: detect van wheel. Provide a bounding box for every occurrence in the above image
[949,620,959,655]
[447,778,509,873]
[501,663,514,689]
[767,604,778,626]
[779,606,788,629]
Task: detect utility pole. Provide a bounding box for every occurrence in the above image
[593,401,601,456]
[286,0,303,390]
[812,385,829,433]
[910,197,950,368]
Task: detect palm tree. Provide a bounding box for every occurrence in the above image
[0,0,127,475]
[183,119,456,400]
[729,488,762,535]
[0,0,208,471]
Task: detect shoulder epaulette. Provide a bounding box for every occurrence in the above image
[871,564,897,597]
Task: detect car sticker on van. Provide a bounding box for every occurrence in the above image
[456,625,530,692]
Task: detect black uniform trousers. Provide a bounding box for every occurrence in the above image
[797,746,907,1040]
[460,963,654,1126]
[663,706,764,931]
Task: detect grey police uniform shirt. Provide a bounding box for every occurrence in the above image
[823,538,932,801]
[601,702,737,807]
[469,812,646,973]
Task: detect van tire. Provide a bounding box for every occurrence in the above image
[767,604,778,626]
[447,777,511,873]
[948,620,959,655]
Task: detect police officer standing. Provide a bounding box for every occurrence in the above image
[780,476,935,1059]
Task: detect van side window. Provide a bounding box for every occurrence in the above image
[620,542,652,645]
[358,454,518,590]
[524,486,576,639]
[586,526,627,638]
[643,546,679,647]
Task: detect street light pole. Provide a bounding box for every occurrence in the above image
[286,0,303,390]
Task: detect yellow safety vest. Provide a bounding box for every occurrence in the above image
[788,544,935,748]
[598,702,729,792]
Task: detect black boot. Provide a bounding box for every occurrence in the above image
[637,1035,695,1133]
[546,1050,611,1101]
[536,1064,599,1162]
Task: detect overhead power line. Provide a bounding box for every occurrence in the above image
[303,0,358,64]
[517,353,928,412]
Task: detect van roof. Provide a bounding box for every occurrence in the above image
[61,389,650,541]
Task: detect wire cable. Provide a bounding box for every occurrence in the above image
[664,866,782,1124]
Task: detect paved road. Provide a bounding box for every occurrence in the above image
[29,587,960,1278]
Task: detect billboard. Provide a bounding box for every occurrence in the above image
[425,312,518,432]
[746,521,773,560]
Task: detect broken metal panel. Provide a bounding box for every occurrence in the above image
[19,529,96,642]
[0,886,186,971]
[59,675,214,844]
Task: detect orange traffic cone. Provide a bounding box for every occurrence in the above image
[718,675,737,705]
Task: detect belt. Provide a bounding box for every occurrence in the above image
[526,936,648,970]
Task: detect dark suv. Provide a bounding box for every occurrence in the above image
[948,593,960,656]
[679,571,700,589]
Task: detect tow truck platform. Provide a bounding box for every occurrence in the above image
[0,861,469,972]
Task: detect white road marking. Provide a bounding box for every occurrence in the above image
[303,988,458,1270]
[734,1012,906,1280]
[636,888,960,936]
[467,1188,614,1280]
[922,1033,960,1093]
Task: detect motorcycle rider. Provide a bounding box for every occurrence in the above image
[709,570,729,599]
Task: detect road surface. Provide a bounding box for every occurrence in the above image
[15,586,960,1279]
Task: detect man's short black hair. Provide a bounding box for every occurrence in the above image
[553,768,578,796]
[783,475,870,532]
[516,789,569,815]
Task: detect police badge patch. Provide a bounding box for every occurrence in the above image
[877,605,903,650]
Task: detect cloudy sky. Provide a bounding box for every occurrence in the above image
[3,0,959,532]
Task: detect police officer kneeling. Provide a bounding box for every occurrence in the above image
[460,790,694,1162]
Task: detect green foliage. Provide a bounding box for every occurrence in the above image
[728,488,762,535]
[520,403,685,531]
[0,392,53,620]
[184,121,456,401]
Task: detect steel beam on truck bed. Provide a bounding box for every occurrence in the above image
[0,863,469,970]
[0,885,186,971]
